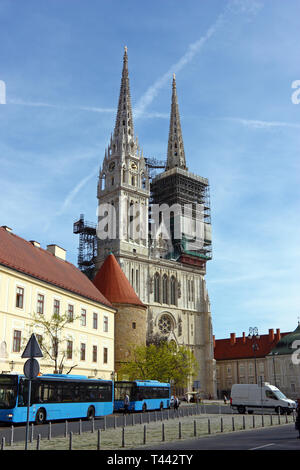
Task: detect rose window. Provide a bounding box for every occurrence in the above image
[158,314,173,335]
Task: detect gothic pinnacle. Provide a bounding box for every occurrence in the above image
[166,74,187,171]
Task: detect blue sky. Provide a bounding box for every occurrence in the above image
[0,0,299,339]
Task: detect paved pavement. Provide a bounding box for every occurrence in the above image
[141,423,300,450]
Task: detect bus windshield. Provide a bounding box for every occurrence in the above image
[0,375,18,409]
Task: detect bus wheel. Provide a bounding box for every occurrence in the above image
[142,403,147,413]
[35,408,46,425]
[237,406,246,414]
[87,406,95,420]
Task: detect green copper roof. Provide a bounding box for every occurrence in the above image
[268,324,300,356]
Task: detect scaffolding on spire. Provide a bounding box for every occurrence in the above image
[73,214,97,278]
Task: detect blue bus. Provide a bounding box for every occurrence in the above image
[0,373,113,424]
[114,380,171,412]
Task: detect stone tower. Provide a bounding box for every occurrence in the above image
[92,48,216,397]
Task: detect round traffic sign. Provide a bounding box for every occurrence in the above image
[23,358,40,379]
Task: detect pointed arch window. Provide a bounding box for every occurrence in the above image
[154,272,160,303]
[162,274,168,304]
[170,276,176,306]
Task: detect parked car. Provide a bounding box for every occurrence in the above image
[230,383,296,415]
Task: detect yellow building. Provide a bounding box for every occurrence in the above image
[0,226,116,379]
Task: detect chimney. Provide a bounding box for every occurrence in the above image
[1,226,12,232]
[47,244,66,261]
[30,240,40,248]
[242,332,246,343]
[230,333,236,345]
[269,329,274,342]
[275,328,281,341]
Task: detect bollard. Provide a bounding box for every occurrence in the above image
[48,422,52,440]
[278,413,280,425]
[243,416,245,430]
[114,415,117,429]
[253,415,255,428]
[155,411,157,422]
[270,413,273,425]
[167,409,169,420]
[232,417,235,431]
[65,420,68,438]
[262,415,264,427]
[179,421,182,439]
[36,434,41,451]
[132,414,135,426]
[143,425,146,445]
[194,420,197,437]
[1,437,5,450]
[147,412,150,424]
[97,429,101,450]
[69,432,73,451]
[104,416,107,430]
[30,423,34,443]
[122,427,125,448]
[79,419,82,435]
[161,410,163,422]
[221,417,223,433]
[162,423,165,442]
[10,425,14,447]
[140,413,142,425]
[91,418,95,433]
[124,415,126,427]
[208,418,211,434]
[285,413,288,424]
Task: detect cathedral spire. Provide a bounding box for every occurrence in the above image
[113,46,135,149]
[166,74,187,171]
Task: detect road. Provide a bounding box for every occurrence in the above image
[142,423,300,450]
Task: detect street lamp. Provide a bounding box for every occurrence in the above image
[270,352,278,387]
[248,327,260,384]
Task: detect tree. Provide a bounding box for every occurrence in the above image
[118,341,198,389]
[26,311,78,374]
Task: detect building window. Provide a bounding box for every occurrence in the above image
[13,330,21,352]
[68,304,74,322]
[53,299,60,316]
[67,340,73,360]
[16,287,24,309]
[132,322,136,329]
[36,334,43,349]
[93,313,98,330]
[103,347,108,364]
[170,276,176,305]
[80,343,86,361]
[162,274,168,304]
[37,294,44,314]
[103,316,108,333]
[81,309,87,327]
[158,314,173,336]
[154,273,160,303]
[93,346,97,363]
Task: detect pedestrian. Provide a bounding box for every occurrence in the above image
[295,399,300,439]
[173,396,179,411]
[124,393,130,414]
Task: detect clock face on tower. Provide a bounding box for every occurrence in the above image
[131,162,137,170]
[108,161,115,172]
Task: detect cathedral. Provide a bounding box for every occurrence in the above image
[76,47,216,398]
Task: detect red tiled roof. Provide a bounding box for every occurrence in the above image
[214,330,291,360]
[0,227,113,308]
[93,254,145,307]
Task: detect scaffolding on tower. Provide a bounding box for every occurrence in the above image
[73,214,97,279]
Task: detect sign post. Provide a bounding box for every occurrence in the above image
[21,334,43,450]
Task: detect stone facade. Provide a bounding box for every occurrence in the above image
[95,48,216,398]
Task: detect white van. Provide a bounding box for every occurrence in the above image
[230,383,296,414]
